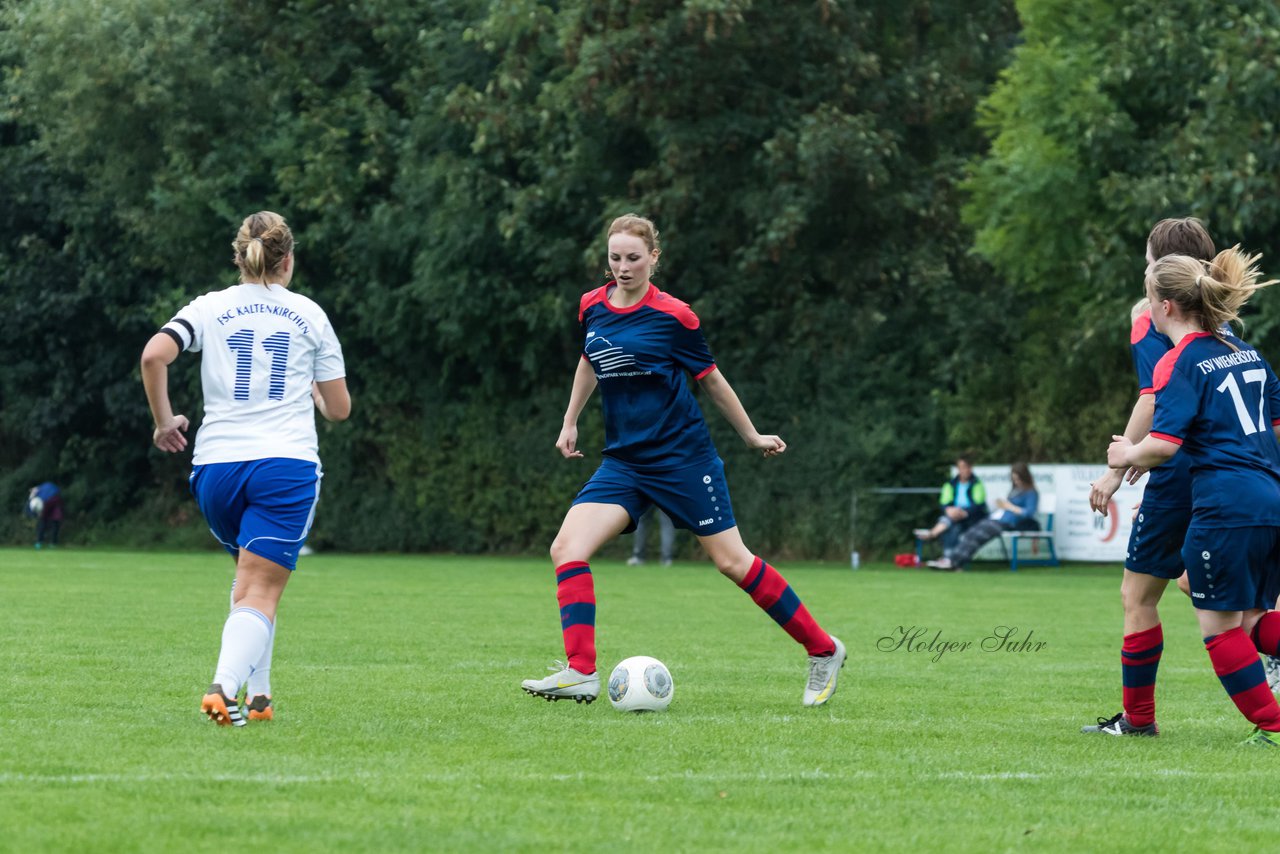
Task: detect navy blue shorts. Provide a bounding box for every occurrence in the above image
[1182,525,1280,612]
[189,458,323,571]
[1125,502,1192,579]
[573,456,737,537]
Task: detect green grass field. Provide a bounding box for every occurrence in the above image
[2,548,1277,852]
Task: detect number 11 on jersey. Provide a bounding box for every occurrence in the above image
[226,328,292,401]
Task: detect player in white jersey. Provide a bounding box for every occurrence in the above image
[140,211,350,727]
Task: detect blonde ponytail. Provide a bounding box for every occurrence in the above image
[1146,247,1276,339]
[232,212,294,282]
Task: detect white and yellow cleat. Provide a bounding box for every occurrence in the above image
[521,662,600,704]
[1264,655,1280,697]
[803,636,846,707]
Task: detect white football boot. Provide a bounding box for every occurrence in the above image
[803,636,847,707]
[1264,655,1280,696]
[521,661,600,704]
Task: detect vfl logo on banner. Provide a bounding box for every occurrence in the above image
[585,333,637,371]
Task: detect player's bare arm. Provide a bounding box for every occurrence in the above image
[698,368,785,457]
[1090,393,1155,513]
[557,358,598,459]
[1108,433,1178,471]
[312,378,351,422]
[140,332,189,453]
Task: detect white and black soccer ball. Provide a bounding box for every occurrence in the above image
[27,496,44,517]
[607,656,674,712]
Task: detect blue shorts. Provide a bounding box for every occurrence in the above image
[1124,502,1192,579]
[1182,526,1280,612]
[189,458,323,571]
[573,456,737,537]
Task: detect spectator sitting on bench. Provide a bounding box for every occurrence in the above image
[913,456,987,561]
[928,463,1039,571]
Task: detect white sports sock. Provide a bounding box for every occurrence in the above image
[212,607,273,699]
[245,620,275,698]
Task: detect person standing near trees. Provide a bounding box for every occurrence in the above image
[627,506,677,566]
[521,214,845,707]
[140,211,350,727]
[1107,247,1280,746]
[1083,218,1220,738]
[27,481,65,549]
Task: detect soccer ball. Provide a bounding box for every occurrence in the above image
[27,496,44,517]
[607,656,674,712]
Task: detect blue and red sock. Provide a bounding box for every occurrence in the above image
[1205,627,1280,732]
[556,561,596,674]
[1121,624,1162,728]
[737,557,835,656]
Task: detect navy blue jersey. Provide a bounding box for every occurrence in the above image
[579,283,717,470]
[1151,332,1280,527]
[1131,309,1192,505]
[1131,310,1173,394]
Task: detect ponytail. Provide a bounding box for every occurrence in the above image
[1145,246,1276,341]
[232,212,293,282]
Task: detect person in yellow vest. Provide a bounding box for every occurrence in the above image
[913,456,988,561]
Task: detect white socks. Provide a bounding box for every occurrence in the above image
[245,620,275,698]
[212,607,273,699]
[226,580,275,699]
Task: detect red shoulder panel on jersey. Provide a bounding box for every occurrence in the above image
[1130,310,1152,345]
[1152,332,1212,391]
[648,289,700,330]
[579,286,610,323]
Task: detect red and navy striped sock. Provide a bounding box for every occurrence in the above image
[1205,627,1280,731]
[1121,624,1162,728]
[1250,611,1280,656]
[555,561,596,675]
[737,557,835,656]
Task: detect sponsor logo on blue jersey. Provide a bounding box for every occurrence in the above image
[585,334,643,375]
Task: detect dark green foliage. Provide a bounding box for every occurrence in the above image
[965,0,1280,461]
[0,0,1020,556]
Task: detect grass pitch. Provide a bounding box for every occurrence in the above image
[1,548,1277,852]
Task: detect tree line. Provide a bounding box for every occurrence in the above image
[3,0,1277,557]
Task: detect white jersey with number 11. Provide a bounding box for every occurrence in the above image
[162,283,346,466]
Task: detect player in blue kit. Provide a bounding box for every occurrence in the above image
[1083,218,1216,737]
[140,211,350,726]
[522,214,845,706]
[1108,246,1280,746]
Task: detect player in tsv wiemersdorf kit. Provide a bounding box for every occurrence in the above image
[1083,218,1216,737]
[140,211,350,727]
[1108,247,1280,747]
[521,214,845,707]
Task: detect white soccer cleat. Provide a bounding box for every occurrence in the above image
[521,661,600,704]
[1265,655,1280,696]
[803,636,847,707]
